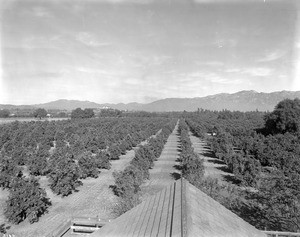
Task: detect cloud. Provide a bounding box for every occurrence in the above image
[184,71,242,85]
[224,66,272,77]
[242,67,272,77]
[196,61,224,67]
[32,6,52,17]
[257,50,286,62]
[224,68,241,73]
[76,67,111,75]
[213,38,238,48]
[21,36,60,49]
[31,71,62,78]
[76,32,111,47]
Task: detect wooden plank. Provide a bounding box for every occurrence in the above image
[181,179,188,237]
[149,185,168,237]
[165,182,176,237]
[47,219,71,237]
[157,183,174,237]
[143,189,162,236]
[156,184,174,237]
[171,179,182,237]
[137,193,157,236]
[124,197,149,237]
[132,193,154,237]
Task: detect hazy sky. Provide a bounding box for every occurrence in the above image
[1,0,300,104]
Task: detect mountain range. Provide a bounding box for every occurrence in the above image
[1,90,300,112]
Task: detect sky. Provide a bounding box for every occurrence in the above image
[1,0,300,105]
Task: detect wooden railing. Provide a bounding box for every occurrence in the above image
[71,216,111,234]
[45,216,112,237]
[263,230,300,237]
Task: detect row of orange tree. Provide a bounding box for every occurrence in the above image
[112,119,177,215]
[0,116,173,225]
[178,119,204,185]
[185,99,300,232]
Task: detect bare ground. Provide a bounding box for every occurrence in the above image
[189,132,234,185]
[141,122,181,200]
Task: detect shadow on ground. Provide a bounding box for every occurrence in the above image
[170,172,181,180]
[206,158,226,165]
[201,151,217,158]
[223,175,241,185]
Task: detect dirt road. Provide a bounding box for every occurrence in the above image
[189,132,234,185]
[141,122,181,198]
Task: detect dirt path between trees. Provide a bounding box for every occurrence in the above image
[189,132,234,185]
[3,131,160,237]
[141,122,181,199]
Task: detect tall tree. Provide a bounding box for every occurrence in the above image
[71,108,94,119]
[265,98,300,134]
[33,108,48,119]
[0,109,10,118]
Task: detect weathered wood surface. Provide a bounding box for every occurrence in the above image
[186,181,266,237]
[91,179,266,237]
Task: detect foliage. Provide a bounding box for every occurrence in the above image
[112,194,141,217]
[112,119,176,215]
[4,176,51,224]
[48,149,82,196]
[98,109,122,117]
[28,145,49,176]
[108,144,121,160]
[78,152,99,178]
[95,151,111,169]
[33,108,48,119]
[264,98,300,134]
[0,109,10,118]
[71,108,94,119]
[28,154,48,176]
[0,115,177,226]
[113,165,144,198]
[253,173,300,231]
[0,155,22,189]
[178,119,205,185]
[184,104,300,231]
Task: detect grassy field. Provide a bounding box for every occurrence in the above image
[0,117,69,124]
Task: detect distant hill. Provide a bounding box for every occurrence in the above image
[34,99,101,111]
[1,90,300,112]
[140,90,300,112]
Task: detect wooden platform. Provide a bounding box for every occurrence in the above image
[90,179,266,237]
